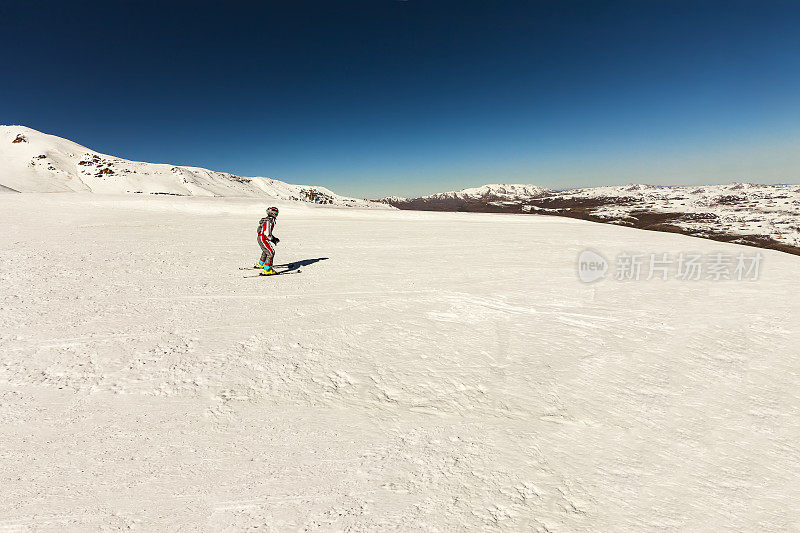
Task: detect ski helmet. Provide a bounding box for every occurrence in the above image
[267,206,279,218]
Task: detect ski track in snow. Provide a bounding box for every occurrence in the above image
[1,194,799,531]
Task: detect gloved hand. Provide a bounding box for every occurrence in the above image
[271,236,280,244]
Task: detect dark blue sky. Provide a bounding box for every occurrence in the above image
[3,0,799,197]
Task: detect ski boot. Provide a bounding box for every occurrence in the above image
[260,265,278,276]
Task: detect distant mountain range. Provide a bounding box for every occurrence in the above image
[384,183,550,203]
[0,125,388,208]
[383,182,800,255]
[4,125,798,255]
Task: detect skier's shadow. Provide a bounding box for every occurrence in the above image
[275,257,329,272]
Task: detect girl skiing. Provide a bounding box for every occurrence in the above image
[256,206,280,275]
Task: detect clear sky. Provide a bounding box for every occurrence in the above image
[2,0,799,197]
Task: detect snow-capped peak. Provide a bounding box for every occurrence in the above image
[0,125,390,208]
[424,183,550,201]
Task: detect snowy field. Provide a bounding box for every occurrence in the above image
[389,182,800,251]
[556,183,800,249]
[1,194,799,532]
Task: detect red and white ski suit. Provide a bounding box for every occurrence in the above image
[257,216,276,266]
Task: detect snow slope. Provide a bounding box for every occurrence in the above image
[0,125,388,208]
[1,194,798,531]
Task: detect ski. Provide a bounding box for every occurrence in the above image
[240,264,295,270]
[242,269,301,278]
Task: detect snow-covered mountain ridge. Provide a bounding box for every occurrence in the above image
[384,181,800,254]
[546,182,800,251]
[391,183,550,203]
[428,183,551,201]
[0,125,389,208]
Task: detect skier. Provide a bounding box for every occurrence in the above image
[256,206,280,275]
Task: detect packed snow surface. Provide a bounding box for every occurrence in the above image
[0,125,387,208]
[1,194,799,531]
